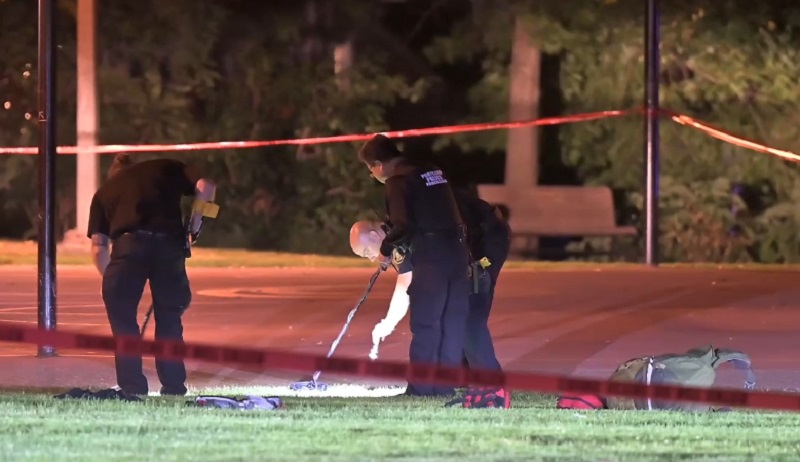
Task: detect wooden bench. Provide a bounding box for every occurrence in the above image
[477,185,639,259]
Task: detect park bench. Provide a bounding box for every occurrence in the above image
[477,185,639,259]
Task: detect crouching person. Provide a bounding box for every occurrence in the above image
[349,221,412,353]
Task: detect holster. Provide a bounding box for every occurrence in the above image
[468,261,491,294]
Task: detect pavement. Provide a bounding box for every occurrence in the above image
[1,264,800,395]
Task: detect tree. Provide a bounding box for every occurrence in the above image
[423,0,800,262]
[0,0,426,255]
[0,0,78,239]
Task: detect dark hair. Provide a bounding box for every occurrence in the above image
[357,134,403,165]
[107,153,134,178]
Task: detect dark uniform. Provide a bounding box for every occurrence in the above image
[87,158,200,396]
[381,161,471,397]
[453,188,511,371]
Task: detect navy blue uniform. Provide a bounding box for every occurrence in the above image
[381,162,471,397]
[453,189,511,371]
[87,158,199,396]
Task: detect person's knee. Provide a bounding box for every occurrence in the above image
[154,314,184,339]
[177,288,192,314]
[103,305,139,336]
[153,291,190,338]
[410,317,441,332]
[153,281,192,314]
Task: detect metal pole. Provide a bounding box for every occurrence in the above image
[37,0,58,357]
[644,0,660,266]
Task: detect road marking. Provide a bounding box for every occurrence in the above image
[197,285,376,299]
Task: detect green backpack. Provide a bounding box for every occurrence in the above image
[605,345,756,412]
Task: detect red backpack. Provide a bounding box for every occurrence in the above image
[556,394,606,410]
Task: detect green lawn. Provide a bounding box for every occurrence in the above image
[2,239,800,270]
[0,239,375,268]
[1,389,799,461]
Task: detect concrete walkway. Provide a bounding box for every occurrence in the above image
[1,265,798,394]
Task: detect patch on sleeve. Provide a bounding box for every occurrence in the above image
[392,248,406,267]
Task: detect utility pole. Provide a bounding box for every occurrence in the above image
[75,0,99,241]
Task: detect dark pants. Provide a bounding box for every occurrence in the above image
[464,226,510,371]
[102,231,192,396]
[404,232,471,397]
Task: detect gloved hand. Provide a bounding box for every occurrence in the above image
[372,319,395,345]
[369,342,380,361]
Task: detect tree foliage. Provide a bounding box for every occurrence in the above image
[2,0,800,261]
[422,0,800,262]
[0,0,77,238]
[0,0,425,253]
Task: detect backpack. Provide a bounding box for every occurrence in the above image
[557,394,606,410]
[605,345,756,412]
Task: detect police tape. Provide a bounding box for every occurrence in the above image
[0,109,634,155]
[1,107,798,165]
[668,111,800,163]
[2,321,799,411]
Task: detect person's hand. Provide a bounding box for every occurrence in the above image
[377,253,391,271]
[372,319,395,345]
[369,342,380,361]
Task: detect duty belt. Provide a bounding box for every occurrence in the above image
[115,229,180,241]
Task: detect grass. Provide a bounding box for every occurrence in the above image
[1,388,799,461]
[2,239,800,271]
[0,239,373,268]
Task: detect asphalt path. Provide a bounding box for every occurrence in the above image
[1,265,799,394]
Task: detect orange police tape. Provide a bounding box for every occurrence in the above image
[0,109,634,155]
[1,107,799,165]
[1,321,800,412]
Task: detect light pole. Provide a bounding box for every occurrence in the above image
[643,0,661,266]
[37,0,58,357]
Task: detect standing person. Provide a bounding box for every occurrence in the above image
[357,134,471,397]
[87,153,217,396]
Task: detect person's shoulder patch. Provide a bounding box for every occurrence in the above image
[391,248,413,274]
[392,248,406,266]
